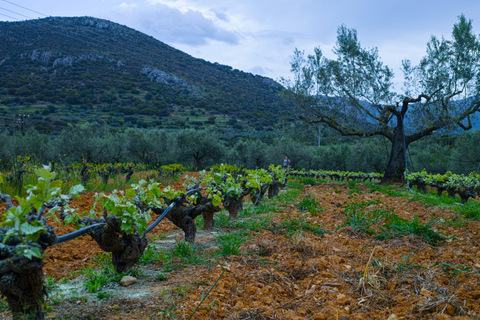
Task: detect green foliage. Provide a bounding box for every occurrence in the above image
[297,194,323,216]
[337,201,387,235]
[299,177,319,186]
[375,215,447,246]
[63,180,180,235]
[230,215,273,232]
[81,252,143,293]
[275,218,328,236]
[0,17,291,134]
[156,273,167,281]
[172,241,197,259]
[139,245,164,264]
[97,292,114,300]
[215,231,249,256]
[436,262,475,275]
[1,165,84,259]
[213,212,231,228]
[454,201,480,220]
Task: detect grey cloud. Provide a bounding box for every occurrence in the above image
[282,37,294,46]
[109,4,239,46]
[210,9,229,22]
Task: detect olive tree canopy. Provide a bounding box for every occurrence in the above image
[282,15,480,180]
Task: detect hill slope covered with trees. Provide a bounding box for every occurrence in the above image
[0,16,290,133]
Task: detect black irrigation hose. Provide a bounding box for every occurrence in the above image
[142,188,202,236]
[53,223,106,245]
[143,201,176,236]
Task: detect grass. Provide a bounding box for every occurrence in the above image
[375,215,448,246]
[79,252,144,293]
[273,218,328,237]
[336,199,448,245]
[358,180,480,222]
[296,193,323,216]
[347,180,363,194]
[297,177,320,186]
[172,241,197,259]
[215,231,249,256]
[336,200,386,235]
[168,241,212,266]
[230,214,273,231]
[139,244,165,264]
[453,201,480,220]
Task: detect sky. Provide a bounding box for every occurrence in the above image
[2,0,480,90]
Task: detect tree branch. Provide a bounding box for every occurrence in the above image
[299,115,393,139]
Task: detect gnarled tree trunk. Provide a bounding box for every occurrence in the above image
[383,125,406,182]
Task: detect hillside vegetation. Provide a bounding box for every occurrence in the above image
[0,16,290,133]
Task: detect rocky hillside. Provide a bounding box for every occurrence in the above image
[0,16,290,133]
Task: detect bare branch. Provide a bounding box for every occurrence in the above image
[299,115,393,139]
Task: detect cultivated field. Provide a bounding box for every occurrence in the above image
[1,174,479,319]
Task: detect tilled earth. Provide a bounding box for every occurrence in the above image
[1,175,480,320]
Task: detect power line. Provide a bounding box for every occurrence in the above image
[1,0,47,17]
[0,5,30,19]
[0,11,17,20]
[0,1,205,78]
[2,12,170,73]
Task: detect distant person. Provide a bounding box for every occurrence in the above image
[283,156,291,169]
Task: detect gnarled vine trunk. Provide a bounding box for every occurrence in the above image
[222,193,245,219]
[0,214,56,320]
[267,181,280,199]
[0,254,46,320]
[75,214,148,274]
[250,184,269,206]
[151,195,221,242]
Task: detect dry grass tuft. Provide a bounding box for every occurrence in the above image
[290,233,316,256]
[226,308,280,320]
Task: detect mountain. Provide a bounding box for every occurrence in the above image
[0,16,291,134]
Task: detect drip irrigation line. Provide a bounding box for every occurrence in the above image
[143,188,201,236]
[53,223,106,245]
[143,201,176,236]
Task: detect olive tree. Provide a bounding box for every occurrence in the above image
[174,129,225,170]
[282,15,480,180]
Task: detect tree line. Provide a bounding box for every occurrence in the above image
[0,122,478,175]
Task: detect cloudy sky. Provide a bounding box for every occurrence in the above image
[2,0,480,89]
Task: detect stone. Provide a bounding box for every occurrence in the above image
[444,303,455,316]
[120,275,137,286]
[387,315,399,320]
[420,288,434,296]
